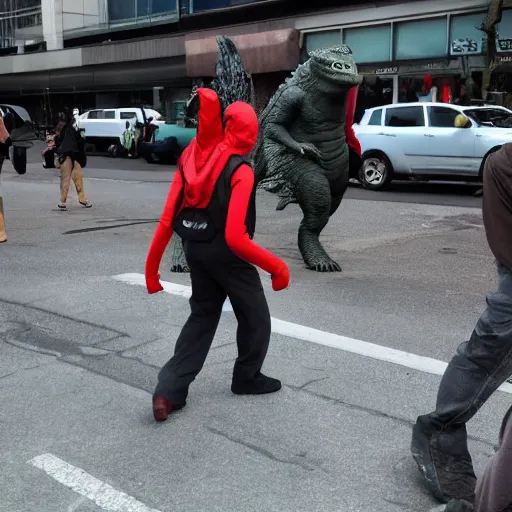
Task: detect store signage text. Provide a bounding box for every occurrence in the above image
[451,38,481,54]
[374,67,398,74]
[498,39,512,52]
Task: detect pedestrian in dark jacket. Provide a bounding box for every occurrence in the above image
[145,88,290,422]
[411,142,512,505]
[54,111,91,211]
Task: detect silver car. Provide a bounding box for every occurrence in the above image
[353,102,512,190]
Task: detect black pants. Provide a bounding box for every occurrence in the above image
[154,239,272,404]
[425,263,512,448]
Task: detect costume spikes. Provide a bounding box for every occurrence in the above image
[210,36,252,115]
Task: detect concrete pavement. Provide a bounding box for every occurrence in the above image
[0,157,504,512]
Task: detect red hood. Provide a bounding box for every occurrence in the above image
[179,90,258,209]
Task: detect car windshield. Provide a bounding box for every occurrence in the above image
[464,108,512,128]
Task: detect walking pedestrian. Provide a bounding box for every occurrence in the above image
[411,143,512,504]
[145,88,290,422]
[54,110,91,210]
[0,112,11,243]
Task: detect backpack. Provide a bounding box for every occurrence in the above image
[173,155,256,242]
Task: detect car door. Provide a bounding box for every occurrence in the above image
[354,107,384,154]
[423,105,478,175]
[380,105,429,174]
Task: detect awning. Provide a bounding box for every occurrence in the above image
[185,28,300,77]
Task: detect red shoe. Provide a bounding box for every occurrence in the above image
[152,396,185,422]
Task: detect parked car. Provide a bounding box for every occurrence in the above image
[76,107,164,155]
[138,123,196,164]
[353,102,512,190]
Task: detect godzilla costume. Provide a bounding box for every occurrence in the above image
[254,45,362,272]
[170,38,362,273]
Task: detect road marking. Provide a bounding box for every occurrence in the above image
[28,453,162,512]
[112,273,512,395]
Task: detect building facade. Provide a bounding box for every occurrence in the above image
[0,0,511,124]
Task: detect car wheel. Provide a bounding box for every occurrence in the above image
[479,146,501,178]
[360,152,392,191]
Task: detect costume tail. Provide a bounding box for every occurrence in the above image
[210,36,252,116]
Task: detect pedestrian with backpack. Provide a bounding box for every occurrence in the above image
[145,88,290,423]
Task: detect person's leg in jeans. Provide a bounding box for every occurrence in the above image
[71,162,91,208]
[153,259,227,420]
[412,263,512,504]
[208,259,280,394]
[58,156,73,210]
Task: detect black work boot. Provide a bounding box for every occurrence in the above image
[411,415,477,504]
[231,372,282,395]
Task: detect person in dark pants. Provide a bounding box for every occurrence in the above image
[145,88,290,422]
[411,143,512,505]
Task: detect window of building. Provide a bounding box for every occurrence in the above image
[109,0,135,21]
[304,30,341,54]
[428,106,464,127]
[394,17,448,60]
[497,9,512,52]
[450,12,486,55]
[343,25,391,63]
[191,0,266,12]
[152,0,176,14]
[368,109,383,125]
[385,106,425,127]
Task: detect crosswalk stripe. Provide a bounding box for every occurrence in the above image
[112,273,512,395]
[28,453,162,512]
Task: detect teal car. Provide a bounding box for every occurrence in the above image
[139,123,196,164]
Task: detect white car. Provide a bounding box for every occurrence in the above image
[353,102,512,190]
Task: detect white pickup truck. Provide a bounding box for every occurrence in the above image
[76,107,164,154]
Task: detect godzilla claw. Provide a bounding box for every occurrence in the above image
[307,258,342,273]
[171,263,190,273]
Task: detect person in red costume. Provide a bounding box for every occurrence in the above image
[145,88,290,422]
[345,85,363,182]
[345,85,362,157]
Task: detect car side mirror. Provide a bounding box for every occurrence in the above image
[455,114,471,128]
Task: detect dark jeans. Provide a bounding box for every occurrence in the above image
[427,263,512,444]
[154,238,272,404]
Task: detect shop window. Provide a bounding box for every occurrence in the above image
[343,25,391,63]
[428,106,464,128]
[385,106,425,127]
[450,12,486,55]
[497,9,512,52]
[394,17,448,60]
[304,30,341,54]
[368,109,383,125]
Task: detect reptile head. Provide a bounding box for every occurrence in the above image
[309,45,362,89]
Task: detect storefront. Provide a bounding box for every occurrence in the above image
[301,5,512,113]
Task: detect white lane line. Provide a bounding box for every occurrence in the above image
[28,453,161,512]
[112,273,512,395]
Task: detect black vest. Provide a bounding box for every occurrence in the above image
[173,155,256,242]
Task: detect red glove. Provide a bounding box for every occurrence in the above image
[146,274,164,294]
[271,264,290,291]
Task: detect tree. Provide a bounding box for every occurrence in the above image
[479,0,504,94]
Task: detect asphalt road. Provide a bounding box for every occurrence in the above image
[0,155,502,512]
